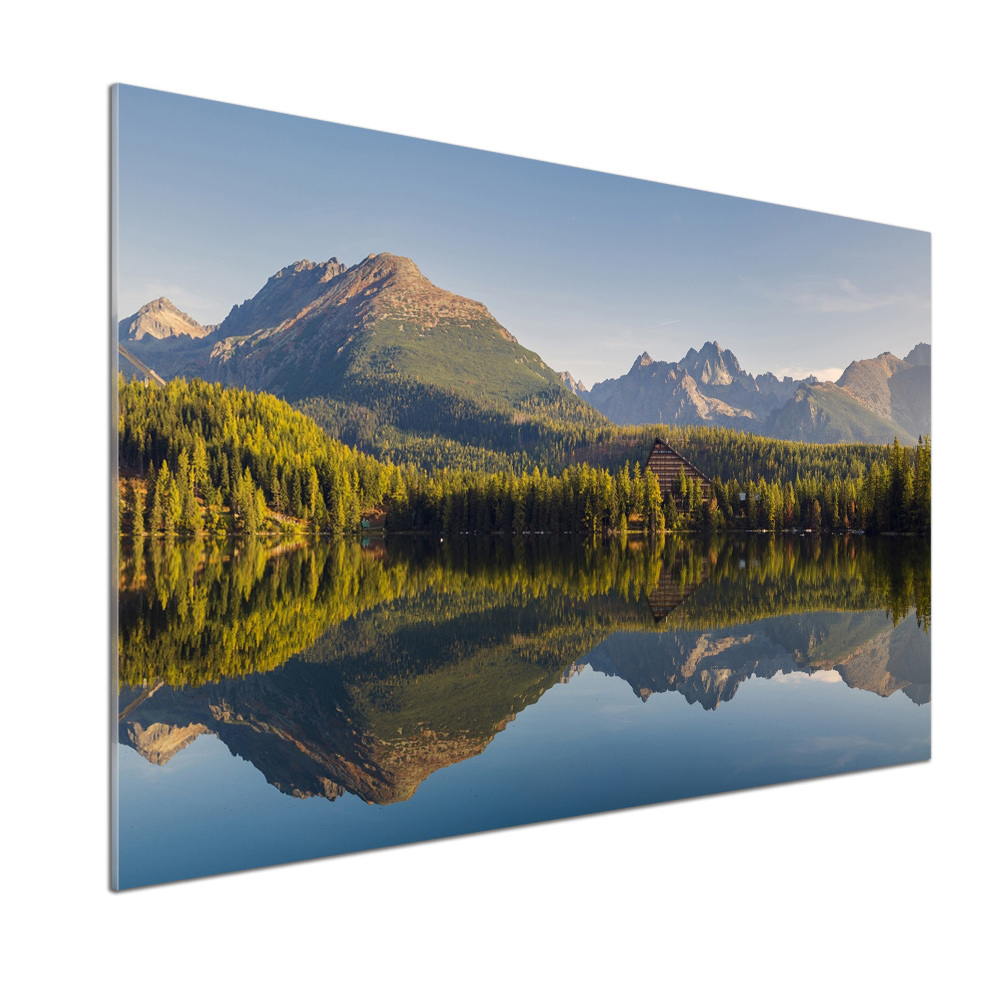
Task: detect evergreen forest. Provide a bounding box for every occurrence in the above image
[118,376,930,539]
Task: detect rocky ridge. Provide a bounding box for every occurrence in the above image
[118,296,214,341]
[584,341,803,428]
[119,251,930,445]
[583,339,930,444]
[118,252,576,411]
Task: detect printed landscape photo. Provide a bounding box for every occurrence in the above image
[112,84,931,890]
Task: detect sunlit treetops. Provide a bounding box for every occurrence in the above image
[118,376,929,539]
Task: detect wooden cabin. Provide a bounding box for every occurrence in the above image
[644,439,712,502]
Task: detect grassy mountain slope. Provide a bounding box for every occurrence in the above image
[836,352,910,421]
[766,382,913,445]
[122,252,605,470]
[120,253,929,461]
[199,252,589,411]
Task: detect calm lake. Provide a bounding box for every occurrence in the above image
[114,534,930,889]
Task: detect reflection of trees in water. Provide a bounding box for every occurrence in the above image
[117,535,667,688]
[117,533,930,805]
[667,535,930,631]
[117,533,929,690]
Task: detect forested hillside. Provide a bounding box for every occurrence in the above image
[298,389,918,483]
[383,435,930,536]
[118,376,929,539]
[118,376,393,536]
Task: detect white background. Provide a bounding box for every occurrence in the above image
[3,2,995,996]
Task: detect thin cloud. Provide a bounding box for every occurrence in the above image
[743,275,928,315]
[791,278,899,314]
[772,669,843,686]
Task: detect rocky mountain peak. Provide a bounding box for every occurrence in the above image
[268,256,348,283]
[353,251,425,285]
[119,297,212,342]
[678,341,752,388]
[905,343,931,367]
[130,250,554,401]
[558,371,588,395]
[584,340,819,430]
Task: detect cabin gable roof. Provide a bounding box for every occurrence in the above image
[644,438,712,497]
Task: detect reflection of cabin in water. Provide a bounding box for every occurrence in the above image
[360,509,386,531]
[645,560,709,622]
[644,439,712,501]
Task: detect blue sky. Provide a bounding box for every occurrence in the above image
[115,85,931,388]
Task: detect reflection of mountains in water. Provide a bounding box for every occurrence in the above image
[583,610,930,711]
[119,584,623,804]
[120,670,474,805]
[118,535,930,805]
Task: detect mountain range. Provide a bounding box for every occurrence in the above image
[120,251,929,447]
[571,340,930,445]
[120,588,929,804]
[583,610,929,711]
[120,252,587,414]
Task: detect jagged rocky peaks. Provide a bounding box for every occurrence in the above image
[118,296,213,341]
[821,347,931,443]
[619,342,771,390]
[558,371,588,395]
[586,341,798,428]
[214,251,516,346]
[680,341,753,387]
[583,611,930,711]
[120,252,930,445]
[583,340,930,444]
[836,352,913,418]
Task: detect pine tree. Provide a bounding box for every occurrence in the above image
[219,452,231,502]
[165,477,181,536]
[808,499,822,532]
[290,469,304,519]
[130,481,144,537]
[144,461,157,523]
[913,436,931,534]
[150,461,172,535]
[269,469,283,512]
[192,437,210,495]
[313,490,329,533]
[327,481,346,534]
[233,468,259,534]
[306,466,320,522]
[663,491,677,531]
[254,485,268,532]
[176,451,200,535]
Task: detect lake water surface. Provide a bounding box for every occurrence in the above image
[114,534,930,889]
